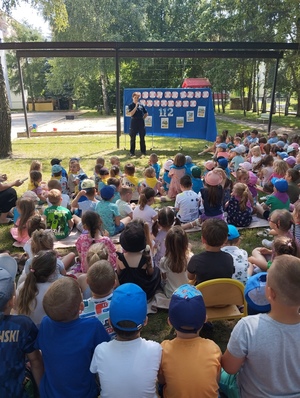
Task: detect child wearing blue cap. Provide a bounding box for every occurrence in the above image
[0,254,43,397]
[95,185,131,236]
[256,178,290,220]
[221,255,300,398]
[158,284,221,398]
[90,283,162,398]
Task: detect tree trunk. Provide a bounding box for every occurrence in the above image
[285,93,290,116]
[261,64,269,113]
[221,91,225,113]
[0,61,12,159]
[297,92,300,117]
[247,70,252,111]
[252,62,257,113]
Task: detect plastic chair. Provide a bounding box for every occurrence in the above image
[196,278,247,321]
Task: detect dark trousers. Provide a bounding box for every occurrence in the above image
[0,188,17,213]
[130,119,146,155]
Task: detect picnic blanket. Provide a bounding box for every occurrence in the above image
[53,230,121,249]
[183,215,269,234]
[53,216,269,248]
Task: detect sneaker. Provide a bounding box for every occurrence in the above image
[129,153,135,157]
[257,229,271,238]
[262,239,273,249]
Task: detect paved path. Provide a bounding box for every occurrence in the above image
[11,112,121,140]
[12,111,299,140]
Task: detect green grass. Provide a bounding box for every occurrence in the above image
[1,122,266,349]
[220,109,300,130]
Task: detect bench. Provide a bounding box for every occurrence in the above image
[257,113,269,123]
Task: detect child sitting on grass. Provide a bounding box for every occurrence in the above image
[122,163,140,202]
[116,186,133,219]
[158,284,221,398]
[75,211,116,273]
[221,225,248,285]
[37,277,110,398]
[90,283,162,398]
[0,265,43,397]
[80,260,117,339]
[16,250,57,327]
[187,219,234,285]
[175,175,200,225]
[95,186,131,236]
[158,226,192,298]
[10,197,37,247]
[77,242,117,300]
[50,164,68,195]
[221,255,300,398]
[44,189,74,240]
[133,187,158,226]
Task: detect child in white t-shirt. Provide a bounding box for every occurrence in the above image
[221,225,248,285]
[132,187,158,226]
[175,175,200,224]
[90,283,162,398]
[116,186,134,219]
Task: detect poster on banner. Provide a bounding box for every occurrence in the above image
[124,88,217,141]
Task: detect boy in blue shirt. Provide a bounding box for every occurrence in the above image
[37,277,110,398]
[0,254,43,397]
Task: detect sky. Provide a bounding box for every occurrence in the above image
[10,2,51,38]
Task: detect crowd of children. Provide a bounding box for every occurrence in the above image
[1,129,300,397]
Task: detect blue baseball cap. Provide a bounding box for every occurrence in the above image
[109,283,147,331]
[100,185,115,200]
[52,164,62,174]
[169,284,206,333]
[245,273,271,313]
[217,157,228,169]
[227,225,240,241]
[271,178,288,193]
[278,152,288,159]
[276,141,285,148]
[216,143,227,150]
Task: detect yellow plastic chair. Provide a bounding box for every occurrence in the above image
[196,278,247,321]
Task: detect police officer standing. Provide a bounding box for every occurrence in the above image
[127,92,148,157]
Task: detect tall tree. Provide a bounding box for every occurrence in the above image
[0,0,67,157]
[6,21,48,111]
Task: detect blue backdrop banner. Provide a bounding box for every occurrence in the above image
[124,88,217,141]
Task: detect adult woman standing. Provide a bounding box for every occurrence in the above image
[0,174,23,223]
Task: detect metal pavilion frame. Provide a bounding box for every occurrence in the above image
[0,41,299,147]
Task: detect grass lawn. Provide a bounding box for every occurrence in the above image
[1,123,265,351]
[219,109,300,130]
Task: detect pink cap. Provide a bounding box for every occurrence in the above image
[204,170,223,186]
[204,160,215,171]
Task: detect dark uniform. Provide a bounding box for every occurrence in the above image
[128,102,148,155]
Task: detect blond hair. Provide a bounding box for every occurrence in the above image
[47,189,62,206]
[268,255,300,306]
[233,183,250,211]
[43,278,82,321]
[86,242,110,268]
[87,260,115,296]
[273,159,288,178]
[144,167,156,178]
